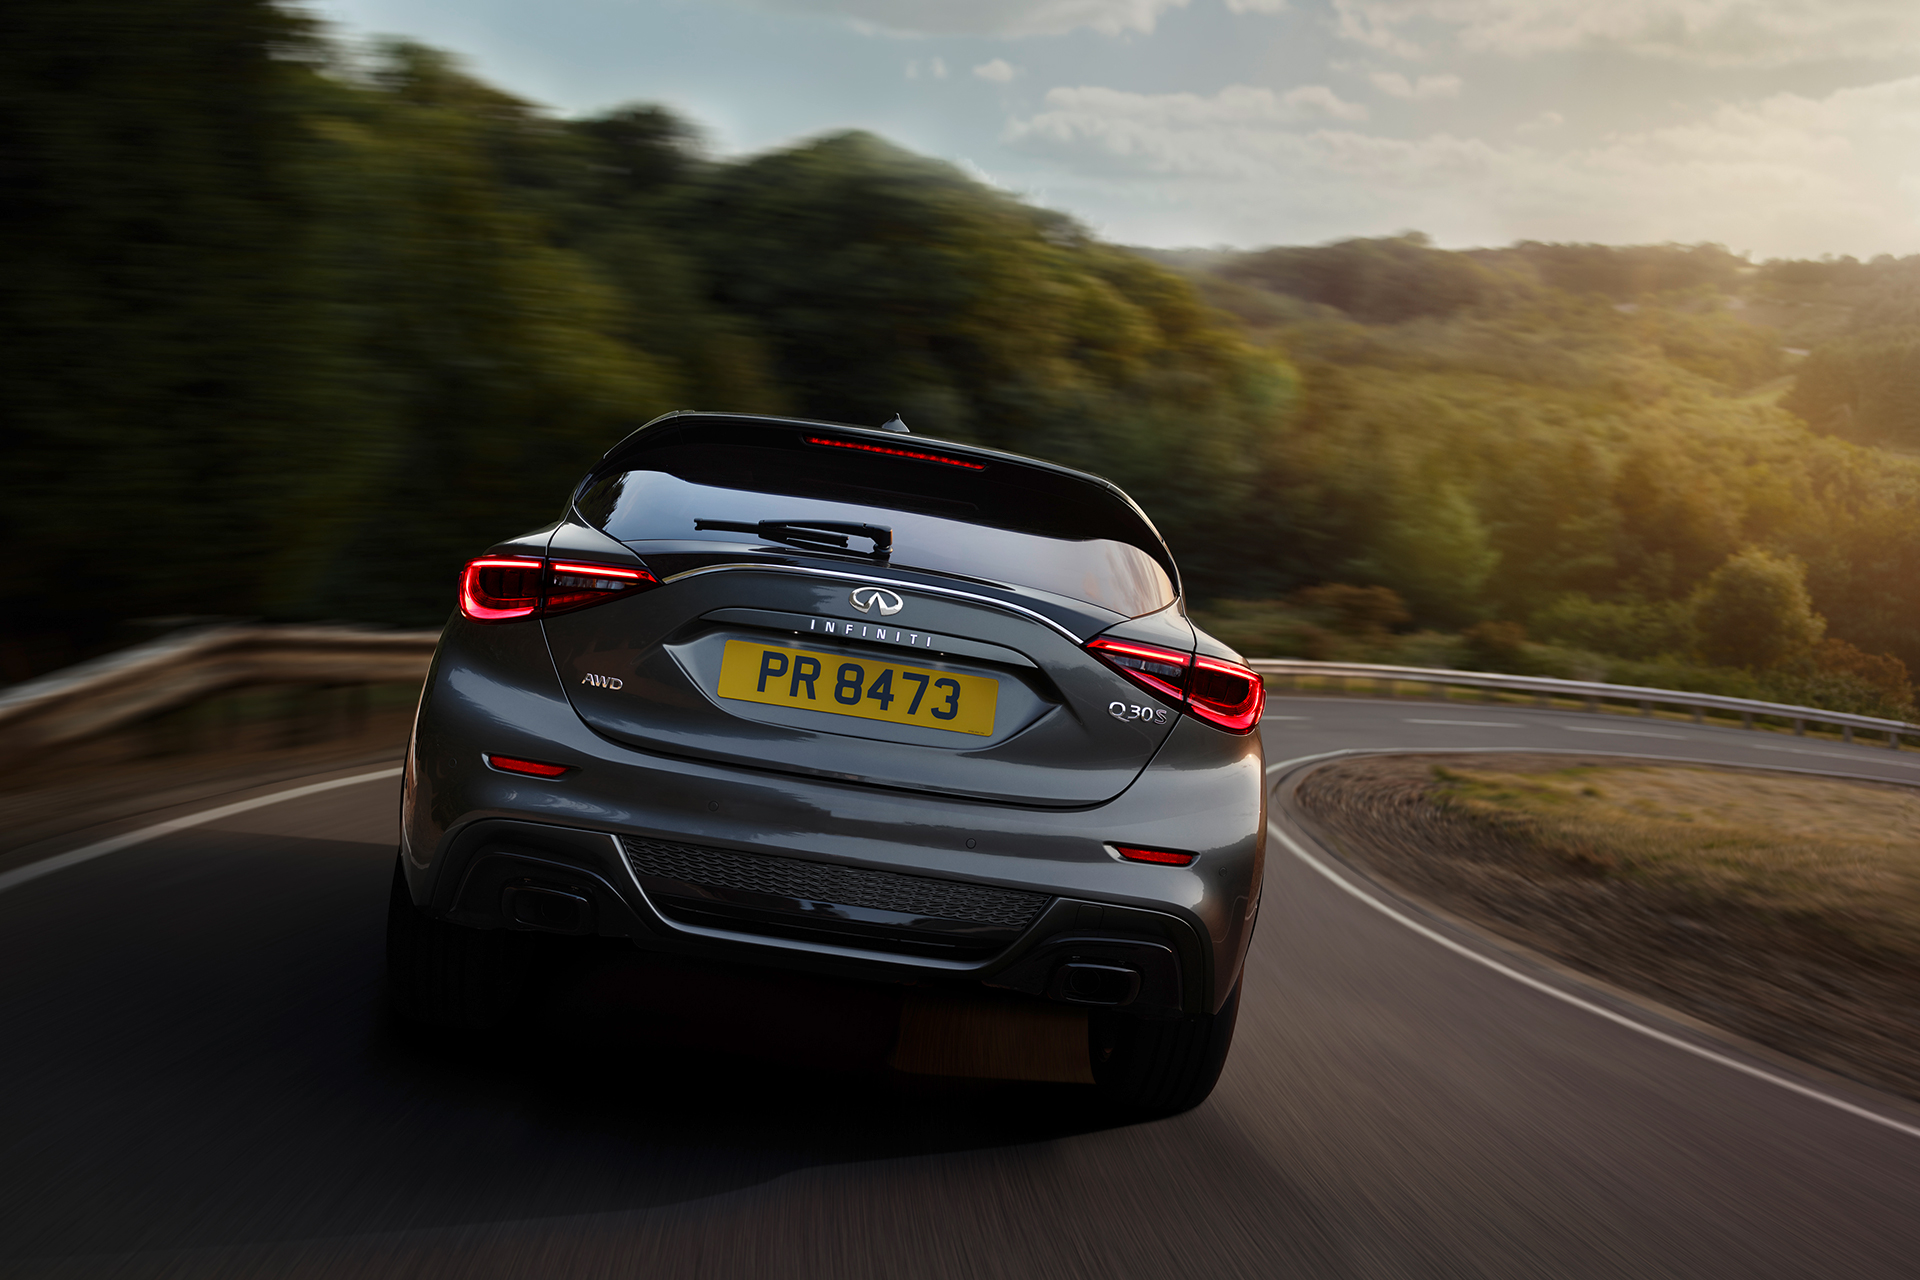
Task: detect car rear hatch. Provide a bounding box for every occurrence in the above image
[541,415,1194,808]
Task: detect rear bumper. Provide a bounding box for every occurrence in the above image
[402,620,1265,1015]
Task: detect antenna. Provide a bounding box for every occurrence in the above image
[878,413,910,434]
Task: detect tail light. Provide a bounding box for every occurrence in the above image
[1186,655,1266,733]
[545,561,655,616]
[460,558,543,622]
[1086,636,1265,735]
[458,557,657,623]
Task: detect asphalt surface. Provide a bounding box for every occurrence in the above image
[5,698,1920,1277]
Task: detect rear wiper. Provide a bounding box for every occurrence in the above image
[694,519,893,556]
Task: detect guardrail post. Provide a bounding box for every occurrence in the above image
[1536,691,1550,708]
[1842,725,1854,745]
[1742,711,1753,730]
[1893,731,1905,751]
[1639,699,1653,718]
[1691,706,1703,724]
[1792,718,1805,736]
[1585,695,1599,714]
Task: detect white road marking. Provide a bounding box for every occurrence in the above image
[1404,718,1521,728]
[1267,750,1920,1143]
[0,767,404,897]
[1744,742,1920,769]
[1564,725,1687,740]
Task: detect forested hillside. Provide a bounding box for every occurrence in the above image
[5,0,1917,720]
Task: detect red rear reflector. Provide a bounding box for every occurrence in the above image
[802,435,986,470]
[458,557,657,623]
[1085,635,1264,734]
[1113,844,1195,867]
[485,754,571,778]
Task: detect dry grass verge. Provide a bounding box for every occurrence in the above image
[1295,754,1920,1101]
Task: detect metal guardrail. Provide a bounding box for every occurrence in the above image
[1248,659,1918,749]
[1,632,1911,764]
[0,625,441,764]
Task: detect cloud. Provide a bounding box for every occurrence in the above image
[904,56,949,77]
[1370,71,1461,98]
[974,58,1017,81]
[1007,86,1370,178]
[1004,75,1920,255]
[1330,0,1920,67]
[1223,0,1289,11]
[739,0,1194,37]
[1515,109,1564,132]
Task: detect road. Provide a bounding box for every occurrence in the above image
[4,698,1920,1277]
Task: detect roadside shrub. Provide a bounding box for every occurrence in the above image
[1462,620,1529,671]
[1530,592,1691,660]
[1289,584,1410,639]
[1188,600,1334,659]
[1813,638,1915,714]
[1690,549,1825,670]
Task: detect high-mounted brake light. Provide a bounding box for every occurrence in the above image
[485,754,572,778]
[1112,844,1196,867]
[458,557,657,623]
[1086,635,1265,735]
[802,435,986,470]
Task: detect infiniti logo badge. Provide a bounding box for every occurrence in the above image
[849,586,904,616]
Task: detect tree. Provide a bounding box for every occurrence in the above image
[1691,549,1825,670]
[1220,234,1495,324]
[1349,480,1499,627]
[0,0,331,670]
[1784,328,1920,446]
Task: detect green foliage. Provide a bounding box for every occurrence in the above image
[1185,601,1335,661]
[9,5,1920,735]
[0,0,330,670]
[1290,585,1410,638]
[1691,549,1825,670]
[1217,233,1495,324]
[1631,300,1783,392]
[1529,594,1691,661]
[1472,242,1747,301]
[1190,586,1411,661]
[1461,621,1529,671]
[1349,480,1499,626]
[1784,327,1920,446]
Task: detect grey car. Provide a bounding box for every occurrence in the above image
[389,411,1266,1115]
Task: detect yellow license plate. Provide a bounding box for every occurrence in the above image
[716,640,998,736]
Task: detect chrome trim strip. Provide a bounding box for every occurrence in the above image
[657,562,1085,643]
[606,833,1001,971]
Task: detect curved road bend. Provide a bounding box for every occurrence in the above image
[2,699,1919,1277]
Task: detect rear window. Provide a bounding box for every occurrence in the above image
[576,418,1177,617]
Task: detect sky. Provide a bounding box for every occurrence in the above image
[310,0,1920,258]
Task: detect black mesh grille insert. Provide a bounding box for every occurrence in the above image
[621,836,1047,929]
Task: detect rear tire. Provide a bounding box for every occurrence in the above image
[385,855,529,1030]
[1089,981,1240,1117]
